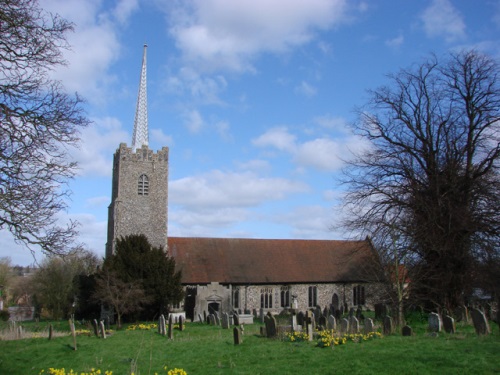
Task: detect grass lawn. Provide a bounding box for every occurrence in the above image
[0,318,498,374]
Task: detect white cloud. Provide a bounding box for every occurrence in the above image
[183,110,205,134]
[385,34,404,48]
[275,205,338,239]
[162,0,348,72]
[114,0,139,25]
[215,121,233,141]
[420,0,465,42]
[150,128,174,147]
[252,127,297,152]
[170,170,308,209]
[294,81,318,97]
[69,116,129,177]
[294,138,343,171]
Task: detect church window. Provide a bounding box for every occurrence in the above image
[308,286,318,307]
[353,285,365,305]
[260,288,273,308]
[138,174,149,195]
[232,288,240,309]
[280,286,290,307]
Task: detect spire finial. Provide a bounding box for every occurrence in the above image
[132,44,148,150]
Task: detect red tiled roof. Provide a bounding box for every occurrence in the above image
[168,237,378,285]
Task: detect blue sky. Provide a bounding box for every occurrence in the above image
[2,0,500,265]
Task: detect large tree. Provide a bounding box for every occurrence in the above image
[343,50,500,311]
[104,235,184,320]
[0,0,89,256]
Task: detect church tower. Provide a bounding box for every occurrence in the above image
[106,45,169,257]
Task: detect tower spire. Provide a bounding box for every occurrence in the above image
[132,44,148,151]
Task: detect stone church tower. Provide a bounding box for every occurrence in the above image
[106,45,169,257]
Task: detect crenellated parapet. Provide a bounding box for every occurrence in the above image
[115,143,169,162]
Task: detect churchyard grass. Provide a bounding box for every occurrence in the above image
[0,319,498,374]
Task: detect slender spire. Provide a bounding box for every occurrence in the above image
[132,44,148,151]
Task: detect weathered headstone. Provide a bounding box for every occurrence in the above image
[92,319,99,337]
[356,306,362,320]
[383,316,393,335]
[168,315,174,340]
[340,318,349,334]
[233,326,242,345]
[428,312,442,332]
[69,320,77,350]
[48,323,53,340]
[304,311,314,341]
[297,311,305,326]
[470,308,490,335]
[291,312,298,332]
[233,313,240,326]
[99,320,106,339]
[222,313,230,329]
[454,305,468,323]
[364,318,374,334]
[159,315,166,336]
[179,316,185,331]
[318,315,327,330]
[214,313,220,326]
[402,325,412,336]
[198,313,203,323]
[264,313,277,338]
[327,315,336,331]
[314,306,322,324]
[442,315,455,334]
[349,316,359,333]
[208,314,216,325]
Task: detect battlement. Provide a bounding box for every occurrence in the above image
[115,143,168,162]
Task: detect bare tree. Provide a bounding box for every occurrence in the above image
[343,50,500,312]
[0,0,90,256]
[92,269,150,329]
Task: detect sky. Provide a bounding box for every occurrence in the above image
[2,0,500,266]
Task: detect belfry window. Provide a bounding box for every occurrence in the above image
[138,174,149,195]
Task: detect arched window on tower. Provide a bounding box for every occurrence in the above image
[138,174,149,195]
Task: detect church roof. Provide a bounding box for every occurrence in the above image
[168,237,378,285]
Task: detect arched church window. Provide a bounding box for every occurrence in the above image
[232,288,240,309]
[260,288,273,308]
[308,286,317,307]
[353,285,365,305]
[280,286,290,307]
[138,174,149,195]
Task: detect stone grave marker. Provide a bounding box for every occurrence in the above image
[470,308,490,335]
[264,313,277,338]
[233,326,242,345]
[340,318,349,335]
[364,318,374,334]
[198,313,203,323]
[208,314,216,325]
[222,313,230,329]
[99,320,106,339]
[327,315,336,331]
[92,319,99,337]
[349,316,359,333]
[349,307,355,317]
[233,312,240,326]
[291,312,298,332]
[179,316,185,331]
[203,310,207,323]
[69,319,77,350]
[214,313,220,326]
[383,316,393,335]
[304,311,314,341]
[402,325,412,336]
[159,315,166,336]
[48,324,53,340]
[297,311,305,326]
[442,315,455,334]
[318,315,327,330]
[428,312,442,332]
[168,315,174,340]
[260,308,265,323]
[356,306,362,320]
[314,306,322,324]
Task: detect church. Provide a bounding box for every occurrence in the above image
[106,46,381,322]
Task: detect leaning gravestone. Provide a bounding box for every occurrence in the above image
[92,319,99,337]
[233,326,242,345]
[99,320,106,339]
[364,318,374,334]
[340,318,349,335]
[327,315,336,331]
[470,308,490,335]
[402,325,412,336]
[442,315,455,334]
[383,316,393,335]
[264,313,277,338]
[428,312,442,332]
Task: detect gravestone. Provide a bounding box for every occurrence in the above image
[233,326,242,345]
[264,313,277,338]
[428,312,442,332]
[323,307,329,318]
[297,311,305,326]
[233,313,240,326]
[470,308,490,335]
[214,314,220,326]
[48,324,53,340]
[314,306,322,324]
[260,308,265,323]
[304,311,314,341]
[349,307,355,317]
[374,303,387,319]
[402,325,412,336]
[69,320,77,350]
[335,309,342,321]
[159,315,166,336]
[454,305,468,323]
[383,316,393,335]
[168,315,174,340]
[349,316,359,333]
[364,318,374,334]
[442,315,455,334]
[327,315,336,331]
[179,316,185,331]
[99,320,106,339]
[92,319,99,337]
[356,306,362,320]
[208,314,216,325]
[340,318,349,334]
[310,312,316,331]
[203,311,207,323]
[222,313,230,329]
[198,314,203,323]
[318,315,327,330]
[291,312,298,332]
